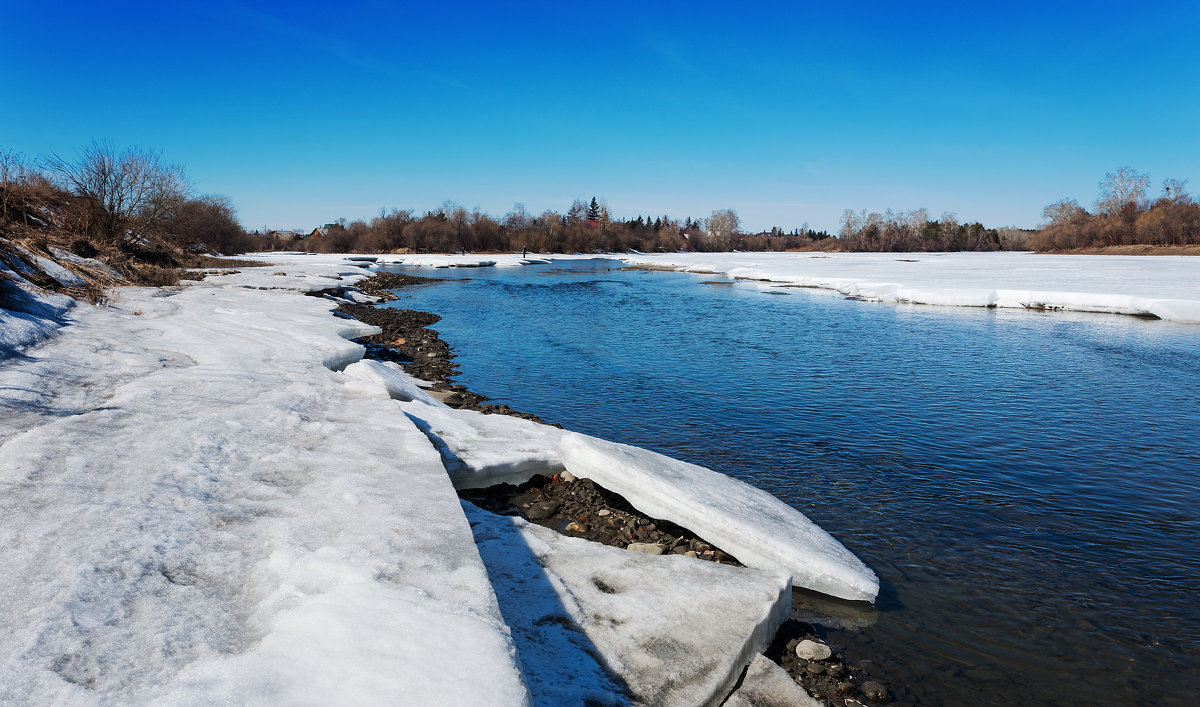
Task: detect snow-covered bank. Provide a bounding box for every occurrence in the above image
[615,251,1200,323]
[1,253,869,704]
[0,264,530,703]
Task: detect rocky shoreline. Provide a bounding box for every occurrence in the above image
[347,271,894,706]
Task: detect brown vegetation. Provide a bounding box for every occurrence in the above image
[1,144,261,292]
[835,208,1032,251]
[1029,168,1199,251]
[254,201,834,255]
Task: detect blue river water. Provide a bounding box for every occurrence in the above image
[381,259,1200,706]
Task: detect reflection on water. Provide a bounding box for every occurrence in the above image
[384,259,1200,706]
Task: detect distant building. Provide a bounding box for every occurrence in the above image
[309,223,337,239]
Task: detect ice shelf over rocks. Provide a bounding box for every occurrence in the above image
[725,654,823,707]
[399,400,566,488]
[558,433,880,602]
[342,358,445,406]
[463,501,792,706]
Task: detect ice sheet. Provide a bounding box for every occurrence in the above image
[464,501,792,706]
[725,654,822,707]
[342,359,445,406]
[557,433,879,602]
[1,266,530,703]
[619,252,1200,323]
[399,402,566,488]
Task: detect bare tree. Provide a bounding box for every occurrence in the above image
[46,141,188,244]
[1162,178,1192,204]
[707,208,740,250]
[1041,198,1087,226]
[1096,166,1149,216]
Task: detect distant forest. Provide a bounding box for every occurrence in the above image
[256,198,1036,255]
[3,144,1196,257]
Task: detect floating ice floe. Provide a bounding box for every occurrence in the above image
[558,433,879,602]
[464,501,792,706]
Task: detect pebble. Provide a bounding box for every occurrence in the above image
[597,509,610,516]
[564,521,588,533]
[626,542,666,555]
[838,681,856,694]
[524,501,561,520]
[684,550,699,558]
[559,470,577,483]
[806,663,826,675]
[795,639,832,661]
[861,681,888,702]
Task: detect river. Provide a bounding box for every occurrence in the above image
[381,258,1200,706]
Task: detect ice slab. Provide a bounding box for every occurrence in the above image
[399,402,565,488]
[619,252,1200,323]
[342,359,445,406]
[557,433,879,602]
[464,501,792,706]
[725,654,822,707]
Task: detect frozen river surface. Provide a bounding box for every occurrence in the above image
[387,258,1200,706]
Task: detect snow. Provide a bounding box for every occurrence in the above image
[375,253,552,268]
[725,654,822,707]
[1,259,530,704]
[464,501,792,706]
[49,247,125,281]
[558,433,880,602]
[342,359,445,406]
[398,401,566,488]
[618,251,1200,323]
[1,251,883,701]
[15,246,89,288]
[0,257,74,355]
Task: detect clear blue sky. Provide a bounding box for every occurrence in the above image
[3,1,1198,233]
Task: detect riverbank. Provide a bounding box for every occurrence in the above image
[0,254,883,704]
[350,270,894,704]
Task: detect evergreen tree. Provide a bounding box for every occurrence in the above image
[586,197,600,221]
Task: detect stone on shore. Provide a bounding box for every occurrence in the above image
[795,639,833,661]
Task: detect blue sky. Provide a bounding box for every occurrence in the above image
[3,1,1198,232]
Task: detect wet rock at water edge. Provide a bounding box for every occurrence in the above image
[860,681,889,702]
[796,639,833,661]
[524,500,561,520]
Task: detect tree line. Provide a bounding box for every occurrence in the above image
[5,142,1193,257]
[1029,167,1199,250]
[265,200,832,255]
[1,142,251,259]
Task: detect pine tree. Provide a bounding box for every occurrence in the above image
[587,197,600,221]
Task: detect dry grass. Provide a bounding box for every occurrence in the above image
[1037,244,1200,256]
[176,254,271,269]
